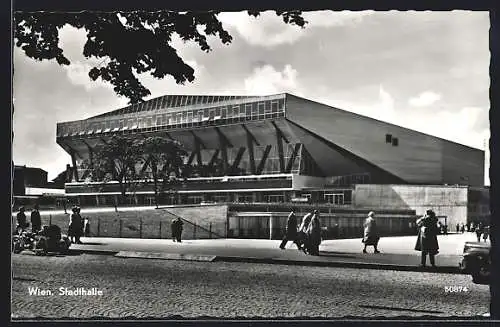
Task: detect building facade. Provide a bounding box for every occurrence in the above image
[55,93,487,224]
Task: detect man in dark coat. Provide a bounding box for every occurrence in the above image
[415,209,440,268]
[174,217,183,243]
[475,222,484,242]
[31,204,42,233]
[279,209,300,250]
[307,210,322,256]
[16,207,28,232]
[69,206,83,244]
[171,218,178,242]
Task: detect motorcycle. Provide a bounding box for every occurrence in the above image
[33,225,72,255]
[12,226,37,254]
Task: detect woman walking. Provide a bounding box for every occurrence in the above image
[415,209,440,268]
[297,212,313,254]
[362,211,380,253]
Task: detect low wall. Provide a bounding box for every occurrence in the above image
[353,184,468,228]
[228,212,417,240]
[12,205,229,239]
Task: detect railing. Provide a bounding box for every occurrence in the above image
[158,208,225,239]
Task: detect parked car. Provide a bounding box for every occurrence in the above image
[459,241,491,284]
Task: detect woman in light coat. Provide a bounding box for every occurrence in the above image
[297,212,312,253]
[362,211,380,253]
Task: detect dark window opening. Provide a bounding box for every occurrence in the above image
[386,134,392,143]
[392,138,399,146]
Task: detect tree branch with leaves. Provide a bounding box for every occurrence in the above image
[14,10,307,104]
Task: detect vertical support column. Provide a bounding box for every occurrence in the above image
[70,150,79,182]
[195,140,202,167]
[245,127,256,174]
[276,129,285,173]
[215,127,230,174]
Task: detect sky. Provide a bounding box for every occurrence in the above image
[13,10,491,185]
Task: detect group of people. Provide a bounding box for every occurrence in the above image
[171,217,184,243]
[473,222,490,242]
[16,204,90,244]
[68,206,90,244]
[16,205,42,234]
[279,209,322,255]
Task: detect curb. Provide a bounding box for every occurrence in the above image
[214,256,462,274]
[115,251,216,262]
[71,247,463,274]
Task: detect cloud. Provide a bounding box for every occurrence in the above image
[218,10,373,47]
[63,61,112,91]
[303,10,375,28]
[408,91,442,107]
[318,85,397,124]
[243,64,300,95]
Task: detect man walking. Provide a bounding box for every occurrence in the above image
[31,204,42,233]
[415,210,440,268]
[171,218,178,242]
[279,209,300,250]
[307,210,322,256]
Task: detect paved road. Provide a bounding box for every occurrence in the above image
[12,253,490,319]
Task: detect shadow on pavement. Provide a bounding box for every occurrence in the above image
[358,304,444,314]
[318,251,358,259]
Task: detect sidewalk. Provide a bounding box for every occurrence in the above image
[67,233,484,274]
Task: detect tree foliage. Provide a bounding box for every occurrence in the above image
[135,136,187,207]
[87,136,142,202]
[14,11,307,104]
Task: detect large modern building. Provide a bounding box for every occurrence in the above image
[56,93,488,226]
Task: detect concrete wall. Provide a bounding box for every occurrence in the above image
[12,205,229,239]
[285,94,485,186]
[353,184,468,227]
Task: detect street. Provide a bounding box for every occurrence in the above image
[12,252,490,319]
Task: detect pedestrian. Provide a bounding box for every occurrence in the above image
[175,217,183,242]
[297,212,313,254]
[68,206,83,244]
[171,218,178,242]
[279,209,301,250]
[83,217,91,237]
[461,223,465,234]
[16,206,28,232]
[475,222,484,242]
[30,204,42,234]
[456,223,460,233]
[415,209,440,268]
[482,225,490,242]
[362,211,380,254]
[307,210,322,256]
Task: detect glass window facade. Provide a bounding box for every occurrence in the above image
[57,97,286,138]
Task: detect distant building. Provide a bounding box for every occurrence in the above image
[13,164,67,210]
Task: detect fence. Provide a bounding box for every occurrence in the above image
[11,210,225,240]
